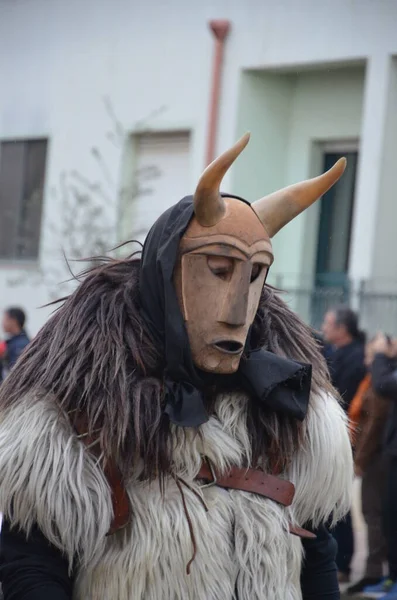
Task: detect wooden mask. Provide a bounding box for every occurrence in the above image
[174,133,346,374]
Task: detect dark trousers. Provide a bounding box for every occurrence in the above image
[332,511,354,575]
[384,456,397,579]
[362,454,387,578]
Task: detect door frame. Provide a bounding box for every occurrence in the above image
[315,140,360,282]
[321,139,359,153]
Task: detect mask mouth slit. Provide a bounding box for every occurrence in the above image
[213,340,244,354]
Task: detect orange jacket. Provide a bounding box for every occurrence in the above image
[348,373,371,442]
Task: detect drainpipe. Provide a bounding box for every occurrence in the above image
[205,19,231,166]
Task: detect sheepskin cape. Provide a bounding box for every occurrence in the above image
[0,386,351,600]
[0,256,353,599]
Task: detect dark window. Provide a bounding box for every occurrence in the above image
[315,150,358,289]
[0,139,47,260]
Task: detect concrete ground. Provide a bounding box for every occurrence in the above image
[340,478,368,598]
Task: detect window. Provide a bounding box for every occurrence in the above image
[0,139,48,260]
[315,149,358,288]
[128,131,191,243]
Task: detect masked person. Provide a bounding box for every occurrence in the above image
[0,134,352,600]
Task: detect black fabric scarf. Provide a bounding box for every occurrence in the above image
[139,195,312,427]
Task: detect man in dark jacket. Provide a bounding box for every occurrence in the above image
[322,306,367,411]
[0,308,30,379]
[321,306,367,584]
[363,333,397,599]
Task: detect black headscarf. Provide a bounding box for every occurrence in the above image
[139,195,312,427]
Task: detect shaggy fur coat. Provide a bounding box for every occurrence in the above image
[0,259,353,599]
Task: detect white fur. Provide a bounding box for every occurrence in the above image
[0,390,352,599]
[287,391,353,528]
[0,397,112,569]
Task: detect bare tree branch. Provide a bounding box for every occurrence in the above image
[8,99,161,300]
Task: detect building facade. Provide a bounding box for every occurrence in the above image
[1,0,397,334]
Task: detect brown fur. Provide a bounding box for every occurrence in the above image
[0,254,334,480]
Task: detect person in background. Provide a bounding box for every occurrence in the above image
[321,305,367,584]
[0,341,5,384]
[363,333,397,600]
[0,308,30,379]
[322,306,367,411]
[346,338,389,596]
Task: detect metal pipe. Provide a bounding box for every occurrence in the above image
[205,20,231,166]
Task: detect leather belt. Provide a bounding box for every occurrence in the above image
[196,459,316,540]
[74,416,315,540]
[73,415,131,535]
[197,461,295,506]
[103,461,131,535]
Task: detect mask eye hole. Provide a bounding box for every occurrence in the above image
[207,256,234,281]
[250,263,263,283]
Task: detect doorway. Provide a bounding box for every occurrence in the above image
[310,145,358,327]
[315,148,358,291]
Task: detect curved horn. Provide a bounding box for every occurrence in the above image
[252,158,347,237]
[193,132,250,226]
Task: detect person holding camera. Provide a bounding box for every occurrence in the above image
[362,334,397,599]
[346,337,389,595]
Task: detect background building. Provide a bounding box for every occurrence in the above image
[1,0,397,334]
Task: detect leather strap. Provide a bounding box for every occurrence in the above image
[103,461,131,535]
[197,461,295,507]
[197,461,316,539]
[73,414,315,540]
[289,524,316,539]
[73,415,131,535]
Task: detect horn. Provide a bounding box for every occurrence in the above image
[193,133,250,226]
[252,158,347,237]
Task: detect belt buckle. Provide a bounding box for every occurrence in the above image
[199,456,218,489]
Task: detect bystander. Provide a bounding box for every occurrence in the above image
[321,305,366,584]
[346,337,389,595]
[0,308,30,381]
[362,333,397,599]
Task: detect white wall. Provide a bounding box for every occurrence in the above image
[282,66,365,284]
[233,71,294,207]
[123,132,192,243]
[370,57,397,285]
[0,0,397,333]
[234,65,365,288]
